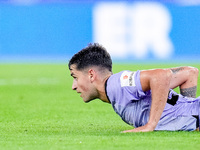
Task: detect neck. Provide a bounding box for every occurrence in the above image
[97,74,111,103]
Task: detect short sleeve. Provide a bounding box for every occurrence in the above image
[134,70,148,97]
[120,70,150,99]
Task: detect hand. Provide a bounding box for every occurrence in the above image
[122,124,155,133]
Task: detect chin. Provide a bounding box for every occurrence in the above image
[83,99,92,103]
[83,97,96,103]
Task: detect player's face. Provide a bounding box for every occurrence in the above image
[69,65,97,103]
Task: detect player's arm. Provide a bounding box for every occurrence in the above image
[169,66,199,98]
[123,69,172,132]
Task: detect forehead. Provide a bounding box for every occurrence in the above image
[69,64,78,74]
[69,64,77,71]
[70,64,85,76]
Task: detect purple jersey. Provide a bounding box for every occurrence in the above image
[106,70,200,131]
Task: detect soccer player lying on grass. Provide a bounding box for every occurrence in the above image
[68,43,200,132]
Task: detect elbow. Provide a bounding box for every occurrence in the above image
[189,66,199,77]
[184,66,199,79]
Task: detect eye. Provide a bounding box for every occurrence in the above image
[73,76,78,80]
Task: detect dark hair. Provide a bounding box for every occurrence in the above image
[68,43,112,72]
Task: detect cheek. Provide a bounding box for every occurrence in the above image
[79,84,89,92]
[78,79,90,92]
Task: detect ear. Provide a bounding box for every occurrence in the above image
[88,69,96,82]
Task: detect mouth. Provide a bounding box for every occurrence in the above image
[77,92,82,97]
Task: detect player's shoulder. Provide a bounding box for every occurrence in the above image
[110,70,140,87]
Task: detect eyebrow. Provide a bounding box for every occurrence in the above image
[70,73,74,77]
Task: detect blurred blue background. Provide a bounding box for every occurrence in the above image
[0,0,200,62]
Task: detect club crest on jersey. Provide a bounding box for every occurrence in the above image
[123,75,128,80]
[120,71,136,87]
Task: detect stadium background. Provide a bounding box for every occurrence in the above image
[0,0,200,63]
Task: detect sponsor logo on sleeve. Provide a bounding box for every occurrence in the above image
[120,71,136,87]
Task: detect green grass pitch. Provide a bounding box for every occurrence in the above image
[0,63,200,150]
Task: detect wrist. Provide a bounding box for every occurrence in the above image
[146,122,157,130]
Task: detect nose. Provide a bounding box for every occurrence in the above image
[72,79,77,90]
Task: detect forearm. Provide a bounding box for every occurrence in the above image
[170,66,199,98]
[147,70,171,129]
[180,86,197,98]
[148,89,169,129]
